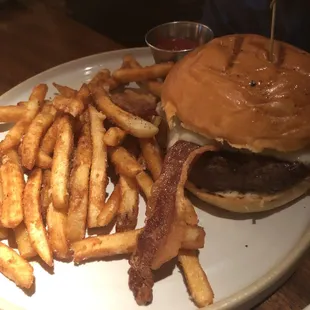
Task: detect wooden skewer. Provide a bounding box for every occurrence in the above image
[269,0,277,63]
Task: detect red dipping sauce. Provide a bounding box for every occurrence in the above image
[156,37,198,51]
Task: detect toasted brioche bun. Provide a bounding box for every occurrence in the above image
[161,34,310,153]
[186,179,310,213]
[161,34,310,213]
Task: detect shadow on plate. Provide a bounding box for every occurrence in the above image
[32,256,55,275]
[188,191,309,223]
[87,218,116,236]
[154,257,177,283]
[74,254,130,267]
[0,122,13,133]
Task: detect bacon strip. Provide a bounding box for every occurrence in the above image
[128,140,216,305]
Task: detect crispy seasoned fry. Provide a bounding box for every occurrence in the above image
[97,183,121,227]
[0,177,8,239]
[90,85,158,138]
[23,169,53,267]
[0,173,3,223]
[0,106,27,123]
[113,62,173,84]
[72,225,205,263]
[88,105,107,228]
[0,242,34,289]
[29,84,48,104]
[122,55,163,97]
[109,146,144,178]
[40,116,62,155]
[53,83,77,98]
[135,171,153,200]
[178,250,214,308]
[14,222,37,259]
[46,202,69,260]
[137,154,147,170]
[0,100,40,154]
[36,150,52,169]
[103,127,127,147]
[0,150,25,228]
[72,229,140,263]
[67,122,92,242]
[181,226,205,250]
[51,115,73,209]
[182,198,198,226]
[52,95,84,118]
[115,175,139,232]
[76,83,92,106]
[21,104,57,170]
[40,169,51,222]
[88,69,119,91]
[152,116,162,128]
[139,137,163,180]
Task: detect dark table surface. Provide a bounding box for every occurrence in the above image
[0,3,309,310]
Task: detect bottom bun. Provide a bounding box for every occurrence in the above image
[186,179,310,213]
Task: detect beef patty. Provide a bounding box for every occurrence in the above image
[189,151,310,194]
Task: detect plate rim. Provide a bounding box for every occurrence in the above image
[0,47,309,310]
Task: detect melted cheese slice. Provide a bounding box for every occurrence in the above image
[167,117,213,148]
[167,116,310,165]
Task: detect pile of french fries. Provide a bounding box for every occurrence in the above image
[0,55,214,308]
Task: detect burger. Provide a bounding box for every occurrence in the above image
[161,34,310,213]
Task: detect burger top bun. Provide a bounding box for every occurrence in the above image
[161,34,310,153]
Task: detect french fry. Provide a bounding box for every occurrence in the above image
[21,104,57,170]
[23,168,53,267]
[123,55,163,97]
[139,137,163,181]
[72,229,140,263]
[14,222,37,259]
[51,115,74,209]
[0,150,25,228]
[90,85,158,138]
[35,150,52,169]
[109,146,144,178]
[53,83,77,98]
[0,242,34,289]
[0,99,40,154]
[112,61,173,84]
[67,121,92,242]
[178,250,214,308]
[135,171,153,200]
[40,116,62,155]
[40,169,51,223]
[76,83,92,107]
[183,198,199,226]
[52,95,84,118]
[88,69,119,90]
[115,175,139,232]
[103,127,127,147]
[52,83,90,118]
[0,176,8,239]
[88,105,107,228]
[97,183,121,227]
[0,105,27,123]
[72,225,205,263]
[46,202,69,260]
[137,154,147,170]
[29,84,48,105]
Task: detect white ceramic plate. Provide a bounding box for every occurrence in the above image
[0,47,309,310]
